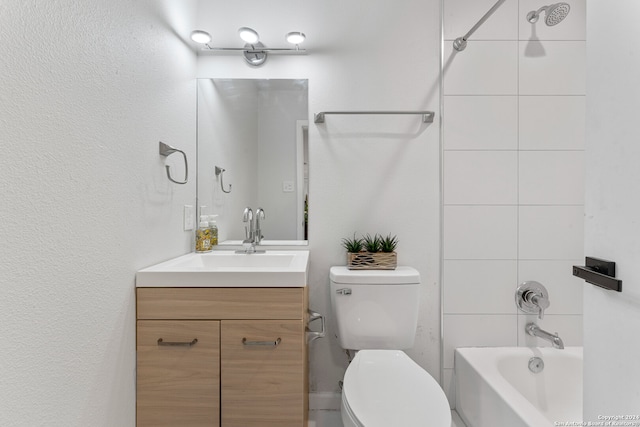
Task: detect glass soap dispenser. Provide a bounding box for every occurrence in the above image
[195,212,212,253]
[208,215,219,246]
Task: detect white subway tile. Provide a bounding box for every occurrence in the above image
[444,96,518,150]
[444,0,518,41]
[445,151,518,205]
[518,260,584,315]
[444,260,518,314]
[519,206,585,259]
[442,368,455,409]
[519,0,586,41]
[445,41,518,95]
[519,151,585,205]
[444,206,518,260]
[519,96,586,150]
[519,41,586,95]
[443,314,518,368]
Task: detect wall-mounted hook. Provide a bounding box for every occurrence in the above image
[215,166,232,193]
[159,141,188,184]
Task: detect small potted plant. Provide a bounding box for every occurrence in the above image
[341,234,363,254]
[380,233,399,253]
[342,233,398,270]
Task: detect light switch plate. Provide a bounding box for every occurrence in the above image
[184,205,194,231]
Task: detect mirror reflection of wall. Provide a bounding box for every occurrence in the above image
[197,79,309,243]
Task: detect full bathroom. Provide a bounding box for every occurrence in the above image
[1,0,639,426]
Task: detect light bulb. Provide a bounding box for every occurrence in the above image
[190,30,212,44]
[238,27,259,44]
[286,32,306,45]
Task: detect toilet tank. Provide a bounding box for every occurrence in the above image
[330,266,421,350]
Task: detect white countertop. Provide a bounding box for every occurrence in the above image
[136,250,309,287]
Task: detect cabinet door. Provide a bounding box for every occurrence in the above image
[137,320,220,427]
[221,320,304,427]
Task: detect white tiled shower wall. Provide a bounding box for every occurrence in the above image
[441,0,586,408]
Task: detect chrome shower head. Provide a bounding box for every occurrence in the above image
[526,2,570,26]
[545,3,570,25]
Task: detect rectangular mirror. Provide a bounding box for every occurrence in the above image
[197,79,309,244]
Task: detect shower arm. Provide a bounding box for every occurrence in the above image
[453,0,507,52]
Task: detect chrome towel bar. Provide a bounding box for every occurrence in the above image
[314,110,435,124]
[159,141,188,184]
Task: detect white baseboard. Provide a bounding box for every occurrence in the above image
[309,392,341,411]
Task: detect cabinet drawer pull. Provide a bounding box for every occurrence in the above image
[157,338,198,347]
[242,337,281,347]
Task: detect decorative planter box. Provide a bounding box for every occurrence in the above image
[347,252,397,270]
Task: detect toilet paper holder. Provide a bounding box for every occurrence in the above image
[573,257,622,292]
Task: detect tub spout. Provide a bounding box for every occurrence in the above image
[526,323,564,349]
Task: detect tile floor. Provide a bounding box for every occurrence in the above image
[308,410,466,426]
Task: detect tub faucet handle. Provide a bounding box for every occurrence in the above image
[531,293,550,319]
[516,281,550,320]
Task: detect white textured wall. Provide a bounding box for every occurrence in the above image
[0,1,197,425]
[584,0,640,418]
[196,0,441,399]
[442,0,586,409]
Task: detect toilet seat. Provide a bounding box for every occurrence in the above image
[342,350,451,427]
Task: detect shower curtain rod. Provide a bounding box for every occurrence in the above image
[453,0,507,52]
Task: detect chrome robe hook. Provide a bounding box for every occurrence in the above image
[159,141,188,184]
[215,166,232,193]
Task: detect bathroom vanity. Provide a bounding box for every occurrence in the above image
[135,251,311,427]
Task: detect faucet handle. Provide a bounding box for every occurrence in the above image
[242,239,256,254]
[516,281,550,319]
[531,294,550,319]
[242,207,253,222]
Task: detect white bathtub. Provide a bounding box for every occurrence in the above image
[455,346,583,427]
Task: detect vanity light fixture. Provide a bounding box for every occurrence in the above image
[190,30,212,44]
[238,27,260,44]
[286,31,306,46]
[190,27,307,67]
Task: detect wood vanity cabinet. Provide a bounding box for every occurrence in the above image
[136,287,308,427]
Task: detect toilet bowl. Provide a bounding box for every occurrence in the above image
[330,266,451,427]
[341,350,451,427]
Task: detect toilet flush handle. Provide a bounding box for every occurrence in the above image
[336,288,352,295]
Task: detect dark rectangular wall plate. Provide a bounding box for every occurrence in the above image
[573,257,622,292]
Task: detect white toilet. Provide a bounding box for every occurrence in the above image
[330,266,451,427]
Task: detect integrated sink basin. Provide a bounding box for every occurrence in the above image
[136,250,309,287]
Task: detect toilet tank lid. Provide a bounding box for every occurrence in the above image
[330,266,420,284]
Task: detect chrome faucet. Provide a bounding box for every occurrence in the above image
[526,323,564,349]
[240,207,265,253]
[242,207,256,253]
[255,208,265,245]
[516,281,550,320]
